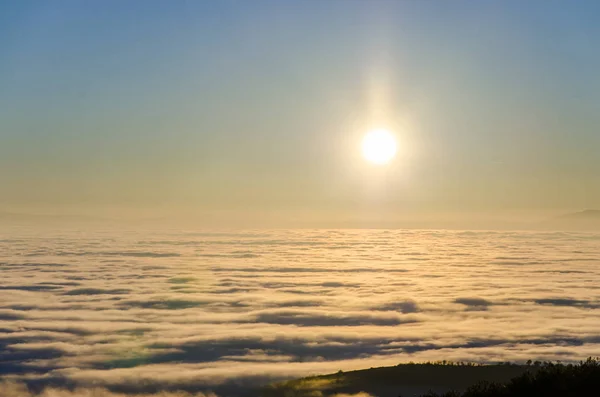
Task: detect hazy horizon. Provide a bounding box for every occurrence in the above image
[2,207,599,232]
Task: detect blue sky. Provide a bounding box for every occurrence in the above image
[1,0,599,225]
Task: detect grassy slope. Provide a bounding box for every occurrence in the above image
[261,364,532,397]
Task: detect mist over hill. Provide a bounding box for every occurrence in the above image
[540,210,600,231]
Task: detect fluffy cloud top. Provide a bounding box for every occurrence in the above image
[1,228,600,394]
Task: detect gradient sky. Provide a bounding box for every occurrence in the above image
[1,0,599,226]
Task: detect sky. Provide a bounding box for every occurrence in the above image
[1,0,600,227]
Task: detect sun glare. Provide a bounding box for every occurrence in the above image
[361,129,397,164]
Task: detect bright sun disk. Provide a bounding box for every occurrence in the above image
[361,129,397,164]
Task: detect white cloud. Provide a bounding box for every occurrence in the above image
[1,228,600,394]
[0,381,216,397]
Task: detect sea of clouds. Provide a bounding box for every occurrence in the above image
[1,228,600,395]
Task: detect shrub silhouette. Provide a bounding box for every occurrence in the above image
[422,358,600,397]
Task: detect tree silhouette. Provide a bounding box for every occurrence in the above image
[421,358,600,397]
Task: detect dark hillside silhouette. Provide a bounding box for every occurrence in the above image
[422,358,600,397]
[262,362,531,397]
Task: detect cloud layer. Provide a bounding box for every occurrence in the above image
[1,228,600,394]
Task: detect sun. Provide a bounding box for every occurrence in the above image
[361,129,397,164]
